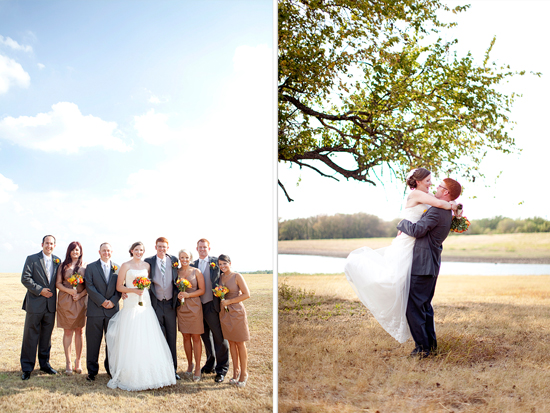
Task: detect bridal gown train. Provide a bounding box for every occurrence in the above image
[344,203,429,343]
[106,269,176,391]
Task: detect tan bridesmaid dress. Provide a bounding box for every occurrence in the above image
[56,265,88,329]
[219,272,249,342]
[177,268,204,335]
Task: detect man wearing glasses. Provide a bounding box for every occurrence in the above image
[397,178,462,358]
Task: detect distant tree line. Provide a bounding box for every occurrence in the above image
[278,213,550,240]
[278,213,401,240]
[466,216,550,235]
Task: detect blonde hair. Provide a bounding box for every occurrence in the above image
[178,248,193,262]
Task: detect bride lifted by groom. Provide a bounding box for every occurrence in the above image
[345,168,462,358]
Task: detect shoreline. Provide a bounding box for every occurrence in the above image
[278,249,550,264]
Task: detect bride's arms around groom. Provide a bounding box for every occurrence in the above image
[407,189,458,212]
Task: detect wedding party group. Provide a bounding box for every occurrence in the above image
[19,236,251,391]
[346,168,464,358]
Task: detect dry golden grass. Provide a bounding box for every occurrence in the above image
[278,232,550,262]
[0,272,272,412]
[279,274,550,413]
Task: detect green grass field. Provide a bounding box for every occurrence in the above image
[0,273,273,412]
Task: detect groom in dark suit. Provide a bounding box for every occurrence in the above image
[397,178,462,358]
[85,242,121,381]
[20,235,61,380]
[192,238,229,382]
[144,237,180,380]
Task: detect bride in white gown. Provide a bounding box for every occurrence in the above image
[345,168,458,343]
[106,242,176,391]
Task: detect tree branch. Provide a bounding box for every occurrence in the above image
[278,179,294,202]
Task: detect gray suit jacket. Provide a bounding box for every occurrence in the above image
[85,259,121,317]
[191,256,220,312]
[21,251,60,314]
[145,254,179,309]
[397,206,452,277]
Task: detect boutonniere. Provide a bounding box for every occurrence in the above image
[53,258,60,264]
[210,262,217,269]
[112,265,118,272]
[172,260,179,268]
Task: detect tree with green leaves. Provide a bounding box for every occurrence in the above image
[278,0,536,201]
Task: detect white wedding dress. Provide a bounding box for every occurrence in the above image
[344,203,429,343]
[106,269,176,391]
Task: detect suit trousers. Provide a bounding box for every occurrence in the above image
[406,274,438,353]
[201,300,229,374]
[153,299,177,370]
[20,310,55,372]
[86,315,113,376]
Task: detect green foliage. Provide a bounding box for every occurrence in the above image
[278,0,537,200]
[278,213,400,240]
[279,213,550,239]
[466,216,550,235]
[278,280,319,311]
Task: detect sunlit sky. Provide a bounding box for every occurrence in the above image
[279,1,550,223]
[0,0,273,272]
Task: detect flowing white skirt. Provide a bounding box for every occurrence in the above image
[106,289,176,391]
[344,232,415,343]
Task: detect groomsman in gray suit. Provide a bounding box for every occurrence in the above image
[85,242,121,381]
[192,238,229,382]
[20,235,61,380]
[145,237,180,380]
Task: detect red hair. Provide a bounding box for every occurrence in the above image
[156,237,169,245]
[443,178,462,200]
[197,238,210,247]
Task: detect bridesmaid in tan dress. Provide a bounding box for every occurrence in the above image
[55,241,87,375]
[217,254,250,388]
[176,249,205,382]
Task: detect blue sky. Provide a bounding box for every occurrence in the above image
[279,1,550,223]
[0,0,273,272]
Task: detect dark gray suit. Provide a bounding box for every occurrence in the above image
[85,259,121,377]
[397,206,452,354]
[144,254,178,370]
[192,256,229,375]
[20,251,61,372]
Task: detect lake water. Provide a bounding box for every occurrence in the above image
[278,254,550,276]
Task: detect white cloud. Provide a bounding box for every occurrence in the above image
[0,173,18,203]
[134,108,179,145]
[37,63,45,70]
[0,44,274,273]
[148,95,161,104]
[0,54,30,94]
[0,102,132,153]
[0,35,33,53]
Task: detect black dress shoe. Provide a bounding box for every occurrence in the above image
[21,372,31,380]
[201,367,214,374]
[40,366,58,375]
[86,374,96,382]
[214,373,225,383]
[409,349,430,359]
[175,373,181,380]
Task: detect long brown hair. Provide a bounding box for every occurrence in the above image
[61,241,83,274]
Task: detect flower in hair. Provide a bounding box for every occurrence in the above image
[406,168,418,180]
